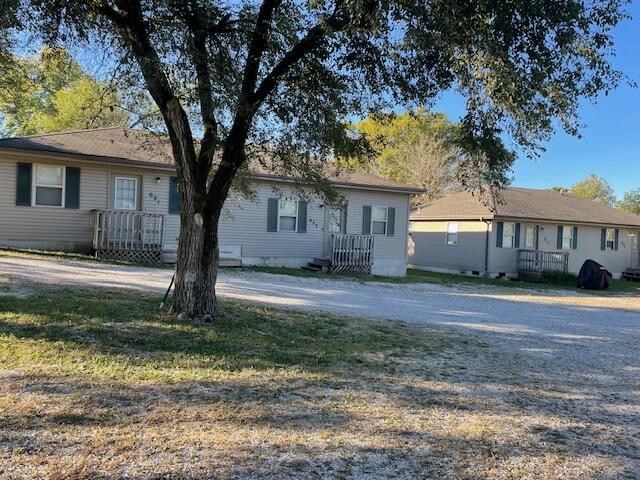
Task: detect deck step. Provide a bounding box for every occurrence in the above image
[622,269,640,282]
[302,264,324,272]
[313,258,331,267]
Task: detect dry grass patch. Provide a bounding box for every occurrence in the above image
[0,287,635,479]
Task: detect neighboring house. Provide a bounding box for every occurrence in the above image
[0,128,421,276]
[409,187,640,279]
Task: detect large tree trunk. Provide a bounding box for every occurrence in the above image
[171,214,221,320]
[170,163,222,320]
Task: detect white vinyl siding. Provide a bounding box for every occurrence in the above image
[114,177,138,210]
[372,206,387,234]
[446,222,459,246]
[33,164,65,207]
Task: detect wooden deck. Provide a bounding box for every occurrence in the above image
[330,234,374,274]
[517,249,569,280]
[622,268,640,282]
[92,210,165,263]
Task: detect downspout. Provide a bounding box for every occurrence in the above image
[482,217,491,277]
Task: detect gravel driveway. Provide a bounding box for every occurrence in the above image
[2,254,640,475]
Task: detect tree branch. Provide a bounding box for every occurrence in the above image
[97,1,198,183]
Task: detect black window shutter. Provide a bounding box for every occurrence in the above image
[16,163,32,206]
[514,223,521,248]
[267,198,278,232]
[297,200,307,233]
[614,229,619,250]
[557,225,563,249]
[340,205,348,234]
[386,207,396,236]
[169,176,180,214]
[64,167,80,209]
[362,206,372,234]
[496,221,503,248]
[572,226,578,250]
[600,228,606,251]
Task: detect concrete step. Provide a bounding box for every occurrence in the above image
[302,264,324,272]
[313,258,331,268]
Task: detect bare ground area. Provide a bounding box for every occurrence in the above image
[0,255,639,479]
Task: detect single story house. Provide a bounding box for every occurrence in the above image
[0,127,421,276]
[408,187,640,279]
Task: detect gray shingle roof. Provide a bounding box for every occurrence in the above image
[0,127,422,194]
[411,187,640,227]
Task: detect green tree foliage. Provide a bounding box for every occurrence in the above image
[8,0,629,318]
[618,188,640,214]
[569,174,617,206]
[0,47,128,136]
[339,108,514,205]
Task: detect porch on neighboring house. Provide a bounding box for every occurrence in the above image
[516,249,569,280]
[92,209,166,263]
[304,234,375,274]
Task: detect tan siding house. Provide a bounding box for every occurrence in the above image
[409,188,640,279]
[0,128,419,276]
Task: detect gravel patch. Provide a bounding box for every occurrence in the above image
[1,255,640,476]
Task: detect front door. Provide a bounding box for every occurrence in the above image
[324,206,346,257]
[632,231,640,268]
[523,224,539,250]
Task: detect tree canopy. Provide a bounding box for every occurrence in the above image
[618,188,640,214]
[0,47,129,136]
[568,174,617,206]
[4,0,630,318]
[338,108,514,205]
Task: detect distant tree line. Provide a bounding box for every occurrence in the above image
[550,175,640,214]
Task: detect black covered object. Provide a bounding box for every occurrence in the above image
[577,259,612,290]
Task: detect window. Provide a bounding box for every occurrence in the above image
[114,177,138,210]
[502,222,515,248]
[446,222,459,245]
[605,228,616,250]
[278,199,298,231]
[560,225,574,250]
[524,225,537,250]
[33,164,64,207]
[371,207,387,234]
[327,207,343,233]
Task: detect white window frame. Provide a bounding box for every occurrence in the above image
[502,222,516,249]
[326,206,344,234]
[114,176,138,211]
[371,206,388,235]
[524,225,537,250]
[446,221,459,246]
[277,199,298,232]
[605,228,616,251]
[32,164,66,208]
[561,225,574,250]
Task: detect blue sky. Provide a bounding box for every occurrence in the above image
[433,1,640,197]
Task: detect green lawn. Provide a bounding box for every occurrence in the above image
[0,285,631,478]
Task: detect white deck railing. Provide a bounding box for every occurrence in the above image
[330,234,374,274]
[92,210,165,254]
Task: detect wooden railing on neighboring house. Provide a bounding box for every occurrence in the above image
[330,234,374,274]
[92,210,165,263]
[517,249,569,279]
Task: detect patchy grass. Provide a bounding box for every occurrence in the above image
[0,286,635,478]
[251,265,640,293]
